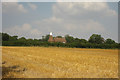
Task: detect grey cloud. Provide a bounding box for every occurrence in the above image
[2,2,28,14]
[3,2,118,41]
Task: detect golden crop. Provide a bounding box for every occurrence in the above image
[2,46,118,78]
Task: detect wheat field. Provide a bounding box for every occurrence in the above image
[2,46,118,78]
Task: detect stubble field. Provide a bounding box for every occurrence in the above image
[2,46,118,78]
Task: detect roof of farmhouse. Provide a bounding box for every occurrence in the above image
[48,32,66,43]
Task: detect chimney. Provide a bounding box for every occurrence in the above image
[50,32,52,36]
[48,32,54,42]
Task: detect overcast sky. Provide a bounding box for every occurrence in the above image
[2,2,118,42]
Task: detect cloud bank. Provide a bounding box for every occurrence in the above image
[4,23,42,38]
[3,2,118,41]
[2,2,37,14]
[33,2,117,39]
[3,2,27,13]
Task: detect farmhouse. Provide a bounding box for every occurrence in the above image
[48,32,66,43]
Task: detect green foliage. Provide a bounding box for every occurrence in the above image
[18,37,26,41]
[88,34,104,44]
[65,35,75,43]
[42,35,50,41]
[56,36,62,38]
[2,33,9,41]
[9,36,18,41]
[105,38,115,44]
[79,39,88,43]
[2,33,119,49]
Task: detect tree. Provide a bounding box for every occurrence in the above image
[88,34,104,44]
[34,39,39,41]
[0,33,1,41]
[18,37,26,41]
[75,38,79,42]
[2,33,9,41]
[42,35,50,41]
[65,35,75,43]
[79,39,88,43]
[42,36,45,40]
[13,36,18,40]
[56,36,62,38]
[9,36,18,41]
[105,38,115,44]
[74,38,88,43]
[27,39,33,41]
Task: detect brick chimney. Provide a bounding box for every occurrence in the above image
[48,32,54,42]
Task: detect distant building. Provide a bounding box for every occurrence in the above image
[48,32,66,43]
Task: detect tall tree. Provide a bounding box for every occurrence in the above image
[18,37,26,41]
[74,38,88,43]
[42,34,50,41]
[88,34,104,44]
[79,39,88,43]
[65,35,75,43]
[2,33,9,41]
[105,38,115,44]
[9,36,18,41]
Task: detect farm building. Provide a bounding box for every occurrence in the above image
[48,32,66,43]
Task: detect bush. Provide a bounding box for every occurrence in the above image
[1,32,119,49]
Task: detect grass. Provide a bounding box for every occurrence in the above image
[2,46,118,78]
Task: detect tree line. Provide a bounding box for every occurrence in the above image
[1,33,120,49]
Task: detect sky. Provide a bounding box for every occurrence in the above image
[2,2,118,42]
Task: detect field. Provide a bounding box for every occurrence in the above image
[2,46,118,78]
